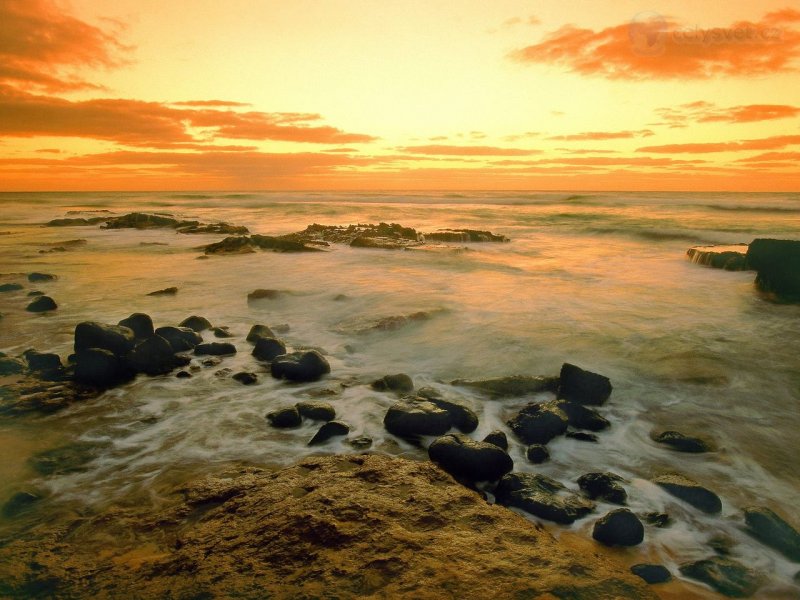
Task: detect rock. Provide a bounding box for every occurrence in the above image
[346,435,373,450]
[652,474,722,514]
[175,371,192,379]
[384,399,453,438]
[592,509,644,546]
[128,335,188,375]
[29,441,111,476]
[266,406,301,428]
[270,351,330,383]
[194,342,236,356]
[679,556,762,598]
[507,402,568,444]
[526,444,550,463]
[74,348,133,387]
[0,357,26,375]
[642,512,671,527]
[1,491,41,518]
[232,371,258,385]
[577,472,627,504]
[247,289,285,302]
[246,324,276,342]
[74,322,135,356]
[272,323,290,334]
[746,238,800,301]
[201,357,221,367]
[565,431,598,442]
[338,310,438,335]
[46,217,104,226]
[687,245,749,271]
[0,283,23,292]
[495,472,595,524]
[424,396,478,433]
[743,506,800,561]
[308,421,350,446]
[428,433,513,482]
[557,363,612,406]
[554,399,610,431]
[27,290,43,296]
[102,212,180,229]
[25,296,57,312]
[23,351,63,374]
[212,327,234,338]
[482,430,508,451]
[118,313,154,340]
[450,375,559,398]
[630,564,671,584]
[371,373,414,394]
[180,315,212,332]
[27,272,57,282]
[154,326,202,352]
[176,222,248,235]
[296,401,336,422]
[146,286,178,296]
[251,337,287,361]
[423,228,509,243]
[203,235,319,255]
[650,430,715,453]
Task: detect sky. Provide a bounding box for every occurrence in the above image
[0,0,799,191]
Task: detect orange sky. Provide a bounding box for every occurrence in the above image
[1,0,799,191]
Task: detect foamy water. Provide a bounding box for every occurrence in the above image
[1,191,799,593]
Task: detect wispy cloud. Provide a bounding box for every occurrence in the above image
[396,145,540,156]
[638,134,800,153]
[547,129,654,141]
[655,101,800,127]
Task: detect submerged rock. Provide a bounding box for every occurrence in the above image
[0,283,23,292]
[686,245,749,271]
[194,342,236,356]
[1,491,42,518]
[557,363,612,406]
[450,375,558,398]
[308,420,350,446]
[577,472,627,505]
[371,373,414,394]
[25,296,57,312]
[46,217,104,226]
[507,402,568,445]
[423,228,509,243]
[630,564,672,585]
[23,351,63,374]
[232,371,258,385]
[146,286,178,296]
[679,556,762,598]
[743,506,800,562]
[74,322,135,356]
[495,472,595,524]
[428,433,513,482]
[271,350,330,382]
[29,441,111,476]
[592,509,644,547]
[118,313,155,340]
[247,289,285,302]
[652,474,722,514]
[746,238,800,301]
[154,326,202,352]
[566,431,598,442]
[27,272,57,282]
[642,512,672,528]
[650,430,715,453]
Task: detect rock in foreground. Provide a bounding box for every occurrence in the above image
[746,238,800,301]
[0,455,655,599]
[679,556,762,597]
[686,245,749,271]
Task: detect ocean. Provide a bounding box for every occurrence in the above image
[1,190,799,593]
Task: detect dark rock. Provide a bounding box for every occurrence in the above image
[23,351,63,373]
[507,402,568,445]
[26,296,57,312]
[212,327,234,338]
[74,322,136,356]
[246,324,275,342]
[201,357,221,367]
[147,286,178,296]
[424,396,478,433]
[526,444,550,464]
[308,421,350,446]
[128,335,188,375]
[47,217,103,226]
[565,431,598,442]
[709,533,735,556]
[27,291,43,296]
[266,406,301,428]
[346,435,373,450]
[176,371,192,379]
[118,313,154,340]
[270,351,330,383]
[0,283,23,292]
[450,375,558,398]
[495,472,595,524]
[577,472,627,504]
[554,400,610,431]
[102,212,180,229]
[194,342,236,356]
[296,401,336,422]
[180,315,212,332]
[371,373,414,394]
[482,430,508,451]
[2,491,42,518]
[687,245,749,271]
[557,363,612,406]
[28,272,57,282]
[743,506,800,561]
[652,474,722,514]
[423,228,509,243]
[247,289,284,302]
[232,371,258,385]
[29,441,110,476]
[592,509,644,546]
[176,222,248,235]
[0,357,26,375]
[650,430,715,453]
[630,564,672,584]
[204,235,319,255]
[794,571,800,584]
[746,238,800,301]
[74,348,133,387]
[154,326,202,352]
[384,399,452,437]
[679,556,762,598]
[252,337,287,361]
[428,433,513,482]
[642,512,671,527]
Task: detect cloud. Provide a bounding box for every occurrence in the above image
[396,145,540,156]
[0,0,129,91]
[638,134,800,153]
[171,100,252,108]
[503,131,540,142]
[655,101,800,126]
[736,151,800,162]
[547,129,654,141]
[511,9,800,79]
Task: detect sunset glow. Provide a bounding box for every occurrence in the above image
[1,0,799,191]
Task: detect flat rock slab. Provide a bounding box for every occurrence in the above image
[652,474,722,514]
[679,556,762,598]
[495,472,595,524]
[687,245,749,271]
[744,506,800,562]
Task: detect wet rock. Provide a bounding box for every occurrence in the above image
[247,289,285,302]
[495,472,595,524]
[252,337,287,361]
[679,556,762,598]
[507,402,568,444]
[176,222,248,235]
[204,235,319,255]
[743,506,800,561]
[526,444,550,464]
[154,326,202,352]
[577,472,627,505]
[746,238,800,301]
[74,322,136,356]
[0,357,26,375]
[26,296,57,312]
[246,324,275,342]
[128,335,189,375]
[652,474,722,514]
[288,222,419,249]
[201,357,222,367]
[47,217,104,226]
[428,433,513,482]
[554,399,610,431]
[232,371,258,385]
[424,396,478,433]
[346,435,373,450]
[592,509,644,546]
[650,430,715,453]
[118,313,155,340]
[482,430,508,451]
[308,420,350,446]
[371,373,414,394]
[339,310,439,335]
[1,491,42,518]
[103,212,181,229]
[74,348,133,387]
[423,228,509,243]
[642,512,671,527]
[23,351,63,374]
[29,441,111,476]
[270,350,330,383]
[630,564,671,584]
[0,282,23,292]
[557,363,613,406]
[28,272,57,282]
[180,315,212,332]
[565,431,598,442]
[146,286,178,296]
[266,406,301,428]
[176,371,192,379]
[194,342,236,356]
[450,375,558,398]
[384,399,452,438]
[296,401,336,422]
[687,245,749,271]
[27,290,43,296]
[212,327,234,338]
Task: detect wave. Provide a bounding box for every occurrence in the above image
[584,227,711,243]
[702,204,800,214]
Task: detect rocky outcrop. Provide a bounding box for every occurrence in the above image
[74,322,136,356]
[0,283,23,292]
[507,401,568,444]
[251,337,287,361]
[577,472,627,504]
[679,556,762,597]
[650,430,715,453]
[203,234,319,255]
[450,374,558,398]
[652,473,722,514]
[746,238,800,301]
[154,326,202,352]
[558,363,613,405]
[592,509,644,547]
[686,245,749,271]
[270,350,330,382]
[25,296,57,312]
[495,472,595,524]
[384,397,477,438]
[100,212,248,234]
[46,217,105,226]
[428,433,513,481]
[74,348,133,387]
[743,506,800,562]
[128,336,190,375]
[423,228,509,243]
[286,222,421,250]
[118,313,155,340]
